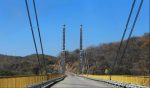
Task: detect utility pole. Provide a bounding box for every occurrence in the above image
[80,25,84,74]
[60,24,66,74]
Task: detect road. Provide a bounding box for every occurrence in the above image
[51,75,116,88]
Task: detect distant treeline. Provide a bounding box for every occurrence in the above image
[0,54,58,76]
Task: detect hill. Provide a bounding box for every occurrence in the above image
[0,33,149,76]
[65,33,150,75]
[0,54,58,76]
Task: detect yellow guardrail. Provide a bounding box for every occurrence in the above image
[0,74,63,88]
[82,75,150,87]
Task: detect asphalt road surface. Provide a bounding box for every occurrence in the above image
[51,75,116,88]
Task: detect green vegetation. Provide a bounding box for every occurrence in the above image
[0,70,15,76]
[0,54,58,76]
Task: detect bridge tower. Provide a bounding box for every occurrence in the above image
[60,24,66,74]
[79,25,84,74]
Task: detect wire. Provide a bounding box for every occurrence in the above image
[111,0,136,74]
[117,0,143,71]
[32,0,48,75]
[149,0,150,85]
[25,0,42,74]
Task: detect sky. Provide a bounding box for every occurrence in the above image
[0,0,149,56]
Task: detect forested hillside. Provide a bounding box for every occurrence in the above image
[65,33,149,75]
[0,33,149,76]
[0,54,58,76]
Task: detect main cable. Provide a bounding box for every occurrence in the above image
[32,0,48,74]
[117,0,143,70]
[111,0,136,74]
[25,0,42,74]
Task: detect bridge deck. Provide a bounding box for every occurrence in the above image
[51,75,116,88]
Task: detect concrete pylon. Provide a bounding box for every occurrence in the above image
[79,25,84,74]
[60,25,66,74]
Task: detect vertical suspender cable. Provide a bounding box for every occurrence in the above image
[25,0,42,74]
[117,0,143,69]
[32,0,48,75]
[111,0,136,74]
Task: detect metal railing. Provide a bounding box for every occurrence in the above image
[82,75,150,87]
[0,74,63,88]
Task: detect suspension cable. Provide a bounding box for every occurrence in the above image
[32,0,48,75]
[117,0,143,71]
[111,0,136,74]
[25,0,42,74]
[149,0,150,85]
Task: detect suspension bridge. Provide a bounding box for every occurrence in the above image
[0,0,149,88]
